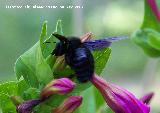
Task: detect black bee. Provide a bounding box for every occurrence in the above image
[52,33,126,83]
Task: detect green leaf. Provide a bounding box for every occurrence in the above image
[0,93,17,113]
[94,48,111,75]
[78,87,96,113]
[96,104,114,113]
[0,81,19,113]
[42,20,63,59]
[93,87,105,110]
[15,42,53,88]
[43,94,67,108]
[105,109,114,113]
[40,21,48,56]
[0,81,40,113]
[23,88,40,100]
[14,21,55,88]
[54,20,63,35]
[132,0,160,57]
[46,55,57,68]
[53,66,74,77]
[0,81,18,96]
[132,29,160,57]
[17,80,30,97]
[14,20,66,88]
[74,88,97,113]
[34,104,52,113]
[100,107,114,113]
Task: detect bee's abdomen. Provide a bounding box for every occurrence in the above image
[65,46,94,83]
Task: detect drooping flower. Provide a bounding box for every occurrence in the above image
[52,96,83,113]
[40,78,75,100]
[147,0,160,21]
[90,74,150,113]
[140,92,154,104]
[16,99,41,113]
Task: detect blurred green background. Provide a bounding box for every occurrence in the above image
[0,0,160,112]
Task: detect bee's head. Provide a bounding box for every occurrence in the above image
[52,33,82,56]
[52,42,66,56]
[52,33,68,56]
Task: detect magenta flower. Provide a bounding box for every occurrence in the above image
[40,78,75,99]
[147,0,160,21]
[91,74,150,113]
[16,99,41,113]
[140,92,154,104]
[52,96,83,113]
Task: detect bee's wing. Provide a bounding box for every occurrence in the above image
[83,36,127,51]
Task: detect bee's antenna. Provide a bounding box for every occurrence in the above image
[52,33,68,43]
[43,41,56,44]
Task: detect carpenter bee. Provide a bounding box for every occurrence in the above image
[51,33,126,83]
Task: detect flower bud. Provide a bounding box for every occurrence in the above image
[52,96,82,113]
[52,55,66,74]
[40,78,75,99]
[16,99,41,113]
[91,74,150,113]
[140,92,154,104]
